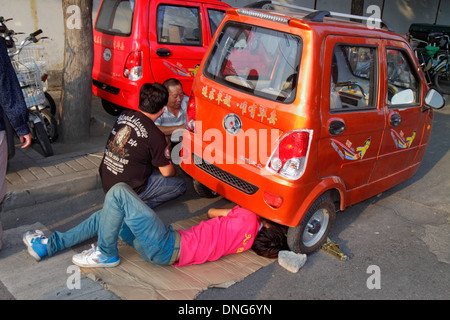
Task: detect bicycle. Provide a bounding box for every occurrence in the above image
[407,31,450,95]
[0,17,58,157]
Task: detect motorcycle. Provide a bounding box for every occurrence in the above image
[1,16,57,157]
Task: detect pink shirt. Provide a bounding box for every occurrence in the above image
[174,206,261,267]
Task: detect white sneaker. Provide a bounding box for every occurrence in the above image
[72,244,120,268]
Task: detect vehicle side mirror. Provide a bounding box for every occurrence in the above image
[424,89,445,110]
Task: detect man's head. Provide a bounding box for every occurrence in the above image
[139,83,169,114]
[163,78,184,111]
[252,220,289,259]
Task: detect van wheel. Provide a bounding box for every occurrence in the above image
[193,179,219,198]
[287,193,336,254]
[102,99,124,116]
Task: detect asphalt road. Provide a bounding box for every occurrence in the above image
[1,101,449,300]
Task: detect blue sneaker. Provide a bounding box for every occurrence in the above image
[22,230,48,261]
[72,244,120,268]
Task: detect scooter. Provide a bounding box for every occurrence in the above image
[1,17,57,157]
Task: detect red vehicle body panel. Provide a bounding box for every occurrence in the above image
[92,0,231,111]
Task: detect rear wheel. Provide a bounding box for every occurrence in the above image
[287,193,336,254]
[434,67,450,95]
[102,99,124,116]
[33,122,54,157]
[41,108,58,142]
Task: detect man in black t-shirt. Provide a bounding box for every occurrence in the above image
[100,83,186,208]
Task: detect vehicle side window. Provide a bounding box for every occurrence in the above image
[330,45,377,111]
[157,5,201,46]
[207,9,226,38]
[386,49,420,106]
[95,0,135,36]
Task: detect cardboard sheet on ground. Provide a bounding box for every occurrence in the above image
[81,213,275,300]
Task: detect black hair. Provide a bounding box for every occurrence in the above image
[252,221,289,259]
[139,83,169,114]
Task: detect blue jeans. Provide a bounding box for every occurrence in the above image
[47,183,179,265]
[139,171,186,209]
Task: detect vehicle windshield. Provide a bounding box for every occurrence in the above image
[95,0,135,36]
[204,22,302,103]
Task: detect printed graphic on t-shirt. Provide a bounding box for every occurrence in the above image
[103,113,148,176]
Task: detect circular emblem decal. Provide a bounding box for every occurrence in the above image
[103,48,112,62]
[223,113,242,135]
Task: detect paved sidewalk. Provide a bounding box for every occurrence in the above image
[1,91,121,300]
[3,91,115,211]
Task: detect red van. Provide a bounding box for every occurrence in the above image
[180,6,445,254]
[92,0,231,115]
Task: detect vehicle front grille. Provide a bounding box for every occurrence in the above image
[192,153,259,195]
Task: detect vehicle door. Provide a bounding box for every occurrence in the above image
[149,1,226,94]
[318,36,385,191]
[369,39,427,182]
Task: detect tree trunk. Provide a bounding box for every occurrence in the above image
[59,0,93,142]
[350,0,364,23]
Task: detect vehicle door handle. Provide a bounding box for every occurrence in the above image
[156,48,171,57]
[328,120,345,135]
[390,114,401,127]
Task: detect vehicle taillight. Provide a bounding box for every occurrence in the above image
[186,92,196,133]
[124,51,143,81]
[267,130,311,180]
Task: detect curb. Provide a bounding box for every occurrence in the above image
[3,169,102,211]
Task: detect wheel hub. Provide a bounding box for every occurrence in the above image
[307,220,321,234]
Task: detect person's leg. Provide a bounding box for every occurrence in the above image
[23,209,103,260]
[139,171,186,208]
[97,183,176,265]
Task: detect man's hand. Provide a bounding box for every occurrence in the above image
[19,133,32,149]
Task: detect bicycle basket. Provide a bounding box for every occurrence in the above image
[11,57,45,108]
[18,45,47,79]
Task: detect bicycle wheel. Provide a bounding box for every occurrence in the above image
[44,92,57,115]
[33,122,54,157]
[434,67,450,95]
[41,108,58,142]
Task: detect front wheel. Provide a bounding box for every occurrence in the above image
[434,67,450,95]
[33,122,54,157]
[287,193,336,254]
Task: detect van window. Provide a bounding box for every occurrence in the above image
[207,9,226,38]
[204,22,302,103]
[330,45,378,111]
[386,49,420,106]
[157,5,201,46]
[95,0,135,36]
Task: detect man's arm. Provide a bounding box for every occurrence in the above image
[207,208,231,219]
[156,124,185,136]
[158,163,176,177]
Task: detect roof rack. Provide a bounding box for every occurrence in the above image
[268,1,394,32]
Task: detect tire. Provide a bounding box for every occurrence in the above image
[193,179,219,198]
[434,67,450,95]
[287,193,336,254]
[41,108,58,142]
[102,99,124,116]
[33,122,54,157]
[44,92,57,116]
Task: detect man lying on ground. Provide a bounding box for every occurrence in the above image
[23,183,288,267]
